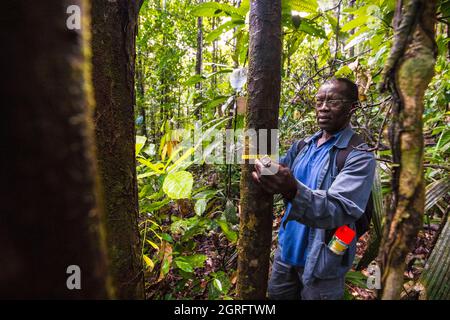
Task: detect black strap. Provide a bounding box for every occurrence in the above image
[336,133,365,172]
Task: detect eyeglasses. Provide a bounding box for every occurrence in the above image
[314,99,354,108]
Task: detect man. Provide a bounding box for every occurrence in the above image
[252,78,376,300]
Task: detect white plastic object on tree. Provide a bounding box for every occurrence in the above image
[229,67,247,91]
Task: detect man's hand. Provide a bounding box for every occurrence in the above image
[251,159,298,200]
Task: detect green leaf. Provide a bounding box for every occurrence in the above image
[143,254,155,271]
[334,65,353,78]
[136,135,147,155]
[296,19,326,38]
[340,15,368,32]
[193,189,218,200]
[184,74,204,86]
[162,171,193,199]
[183,254,208,269]
[161,258,171,275]
[344,32,369,51]
[213,278,223,292]
[140,198,170,213]
[217,219,237,243]
[195,198,207,216]
[174,260,194,273]
[206,96,229,109]
[345,270,367,288]
[191,2,244,18]
[289,0,319,13]
[205,20,245,43]
[161,233,173,243]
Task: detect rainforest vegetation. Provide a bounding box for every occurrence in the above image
[2,0,449,300]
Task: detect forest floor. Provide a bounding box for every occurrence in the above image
[144,205,439,300]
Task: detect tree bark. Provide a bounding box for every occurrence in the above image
[378,0,437,300]
[137,55,147,137]
[237,0,282,299]
[0,0,111,298]
[91,0,144,299]
[194,0,204,119]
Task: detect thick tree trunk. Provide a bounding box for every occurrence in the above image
[91,0,144,299]
[1,0,110,298]
[237,0,282,300]
[378,0,437,300]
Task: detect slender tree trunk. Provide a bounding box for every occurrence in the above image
[349,0,356,57]
[194,0,204,119]
[137,56,147,137]
[91,0,144,299]
[447,24,450,60]
[378,0,437,300]
[237,0,282,299]
[1,0,111,298]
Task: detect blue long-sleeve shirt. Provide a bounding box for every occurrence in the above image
[277,125,376,285]
[278,130,343,266]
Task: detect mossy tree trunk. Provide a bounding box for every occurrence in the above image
[91,0,144,299]
[237,0,281,300]
[378,0,437,300]
[1,0,111,298]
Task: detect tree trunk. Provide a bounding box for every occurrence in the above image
[91,0,144,299]
[194,0,203,119]
[237,0,282,300]
[378,0,437,300]
[0,0,111,298]
[137,56,147,137]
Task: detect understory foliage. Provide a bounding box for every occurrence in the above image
[135,0,450,299]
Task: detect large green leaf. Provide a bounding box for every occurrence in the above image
[340,15,368,32]
[205,20,245,43]
[174,260,193,273]
[290,18,326,38]
[344,32,369,51]
[283,0,318,13]
[191,2,245,18]
[162,171,193,199]
[289,0,319,13]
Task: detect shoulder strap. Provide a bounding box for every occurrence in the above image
[336,133,365,172]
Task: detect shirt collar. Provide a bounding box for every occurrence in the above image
[304,125,355,149]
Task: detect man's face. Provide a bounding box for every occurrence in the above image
[314,82,355,134]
